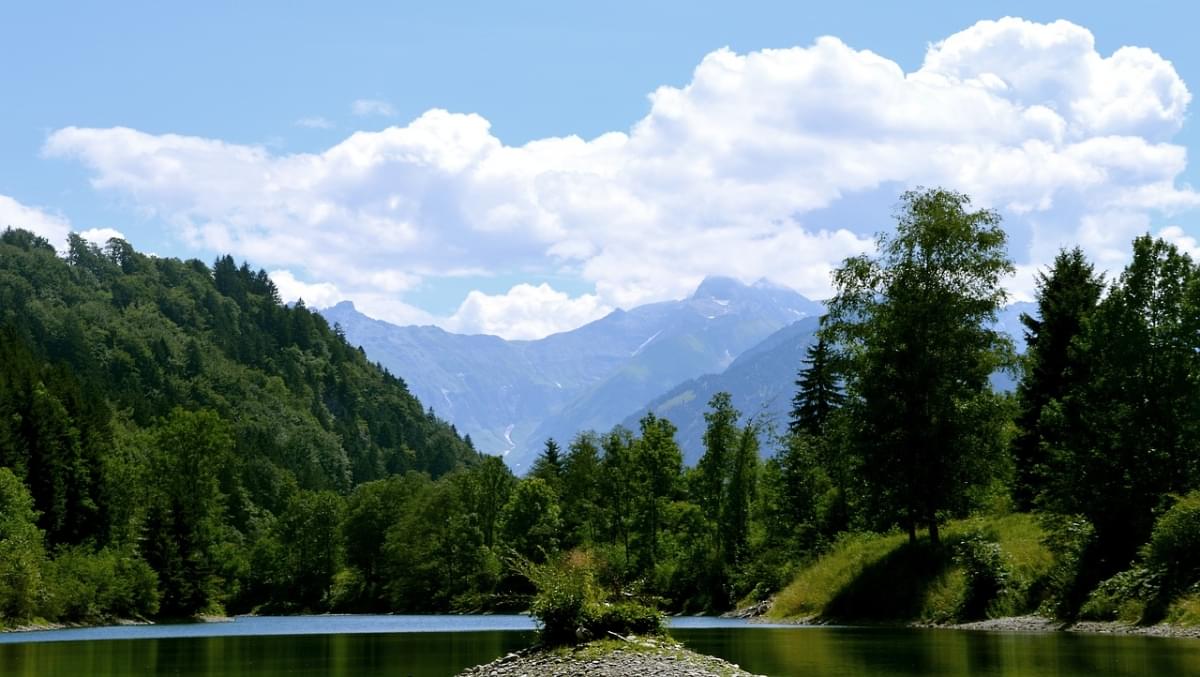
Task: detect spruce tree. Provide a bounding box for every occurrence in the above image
[1011,248,1102,510]
[789,333,844,438]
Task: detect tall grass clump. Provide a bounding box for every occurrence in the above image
[511,549,663,646]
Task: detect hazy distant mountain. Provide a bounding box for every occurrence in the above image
[322,277,822,471]
[622,316,821,465]
[623,301,1036,464]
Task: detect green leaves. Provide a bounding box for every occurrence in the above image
[824,187,1014,544]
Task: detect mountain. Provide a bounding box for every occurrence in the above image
[624,301,1037,463]
[322,276,822,470]
[622,316,822,465]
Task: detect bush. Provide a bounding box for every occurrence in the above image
[953,533,1011,620]
[1078,566,1159,622]
[1038,513,1097,618]
[1147,492,1200,591]
[514,549,664,646]
[44,547,159,622]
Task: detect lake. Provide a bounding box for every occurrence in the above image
[0,615,1198,676]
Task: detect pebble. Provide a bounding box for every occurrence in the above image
[457,639,765,676]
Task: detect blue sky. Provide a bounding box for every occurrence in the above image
[3,2,1199,337]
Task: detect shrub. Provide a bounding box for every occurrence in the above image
[953,533,1011,620]
[1147,492,1200,591]
[1078,566,1159,622]
[45,547,159,622]
[1037,513,1096,618]
[514,549,664,646]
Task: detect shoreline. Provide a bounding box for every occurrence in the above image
[1,615,232,635]
[753,613,1200,640]
[6,611,1199,642]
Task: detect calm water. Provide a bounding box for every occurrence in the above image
[0,615,1197,676]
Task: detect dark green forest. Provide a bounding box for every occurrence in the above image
[3,185,1200,627]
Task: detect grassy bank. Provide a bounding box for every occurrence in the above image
[768,513,1056,623]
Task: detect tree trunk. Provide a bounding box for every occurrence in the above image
[927,511,940,547]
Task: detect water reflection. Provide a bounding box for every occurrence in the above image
[673,626,1200,677]
[2,623,1199,676]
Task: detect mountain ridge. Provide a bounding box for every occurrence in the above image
[322,276,822,470]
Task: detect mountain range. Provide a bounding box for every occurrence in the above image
[323,279,1033,470]
[322,277,822,470]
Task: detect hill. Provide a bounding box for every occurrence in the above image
[0,228,475,622]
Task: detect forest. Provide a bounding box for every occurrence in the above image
[2,186,1200,627]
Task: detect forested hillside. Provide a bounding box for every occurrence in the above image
[0,228,475,622]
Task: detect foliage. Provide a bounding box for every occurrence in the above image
[1043,237,1200,574]
[1010,248,1102,510]
[789,333,843,438]
[953,533,1011,620]
[1146,491,1200,591]
[824,187,1014,545]
[1078,567,1158,623]
[771,514,1053,622]
[0,228,474,620]
[515,550,663,646]
[0,467,46,623]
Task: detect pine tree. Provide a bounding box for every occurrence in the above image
[789,333,844,438]
[529,438,563,493]
[1011,248,1102,510]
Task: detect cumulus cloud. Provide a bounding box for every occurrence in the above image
[445,284,612,339]
[269,269,346,308]
[79,227,126,246]
[0,194,72,247]
[351,98,396,117]
[43,17,1199,337]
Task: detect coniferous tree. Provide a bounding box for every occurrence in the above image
[1011,248,1102,510]
[1045,236,1200,572]
[529,438,564,492]
[789,333,844,438]
[630,413,682,573]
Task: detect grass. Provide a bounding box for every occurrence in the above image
[769,513,1055,623]
[1166,594,1200,626]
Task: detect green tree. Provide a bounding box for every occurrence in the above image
[141,409,232,616]
[459,456,516,549]
[499,478,563,562]
[0,467,46,623]
[561,433,603,546]
[276,490,344,611]
[1044,236,1200,571]
[529,438,564,494]
[825,187,1014,546]
[383,479,494,611]
[789,333,843,438]
[630,413,683,573]
[1011,248,1102,509]
[696,392,739,535]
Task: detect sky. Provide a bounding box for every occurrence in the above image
[4,1,1200,339]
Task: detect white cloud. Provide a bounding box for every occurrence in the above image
[44,17,1199,338]
[351,99,396,117]
[269,269,346,308]
[445,283,611,339]
[296,116,335,129]
[0,194,72,247]
[79,227,126,246]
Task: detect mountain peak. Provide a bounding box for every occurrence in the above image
[691,275,749,300]
[329,300,358,312]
